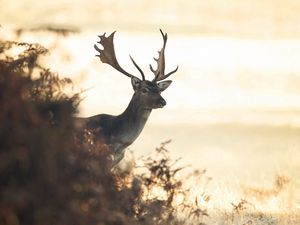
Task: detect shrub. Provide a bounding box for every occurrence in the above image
[0,36,207,225]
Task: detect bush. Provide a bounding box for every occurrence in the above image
[0,37,207,225]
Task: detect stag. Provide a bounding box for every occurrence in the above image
[76,29,178,166]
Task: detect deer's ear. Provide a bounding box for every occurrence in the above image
[131,76,142,90]
[158,80,172,92]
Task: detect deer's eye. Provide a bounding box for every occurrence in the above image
[142,88,150,94]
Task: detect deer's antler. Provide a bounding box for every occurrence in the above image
[150,29,178,82]
[94,31,145,80]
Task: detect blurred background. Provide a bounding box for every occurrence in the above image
[1,0,300,211]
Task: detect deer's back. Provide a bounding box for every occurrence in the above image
[75,114,116,141]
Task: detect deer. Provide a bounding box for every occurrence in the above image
[75,29,178,166]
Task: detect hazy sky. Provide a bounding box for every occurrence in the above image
[2,0,300,37]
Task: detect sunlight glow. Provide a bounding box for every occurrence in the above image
[2,0,300,219]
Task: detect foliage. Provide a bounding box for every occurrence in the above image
[0,36,208,225]
[1,28,298,225]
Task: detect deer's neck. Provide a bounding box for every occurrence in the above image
[115,94,151,144]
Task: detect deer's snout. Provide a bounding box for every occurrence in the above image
[157,98,166,108]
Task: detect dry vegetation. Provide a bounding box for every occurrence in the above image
[0,29,299,225]
[0,31,209,225]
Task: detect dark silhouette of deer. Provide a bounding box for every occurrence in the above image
[76,29,178,166]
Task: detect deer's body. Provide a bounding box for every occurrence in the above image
[76,95,152,164]
[77,30,177,166]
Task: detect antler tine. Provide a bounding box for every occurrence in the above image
[151,29,178,82]
[159,28,167,48]
[130,55,145,80]
[94,31,141,80]
[156,65,179,81]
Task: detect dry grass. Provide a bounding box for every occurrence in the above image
[1,29,299,225]
[243,174,291,201]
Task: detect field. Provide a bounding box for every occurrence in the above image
[1,0,300,224]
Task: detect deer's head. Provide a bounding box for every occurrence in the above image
[94,29,178,110]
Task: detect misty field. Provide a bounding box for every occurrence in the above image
[1,24,300,225]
